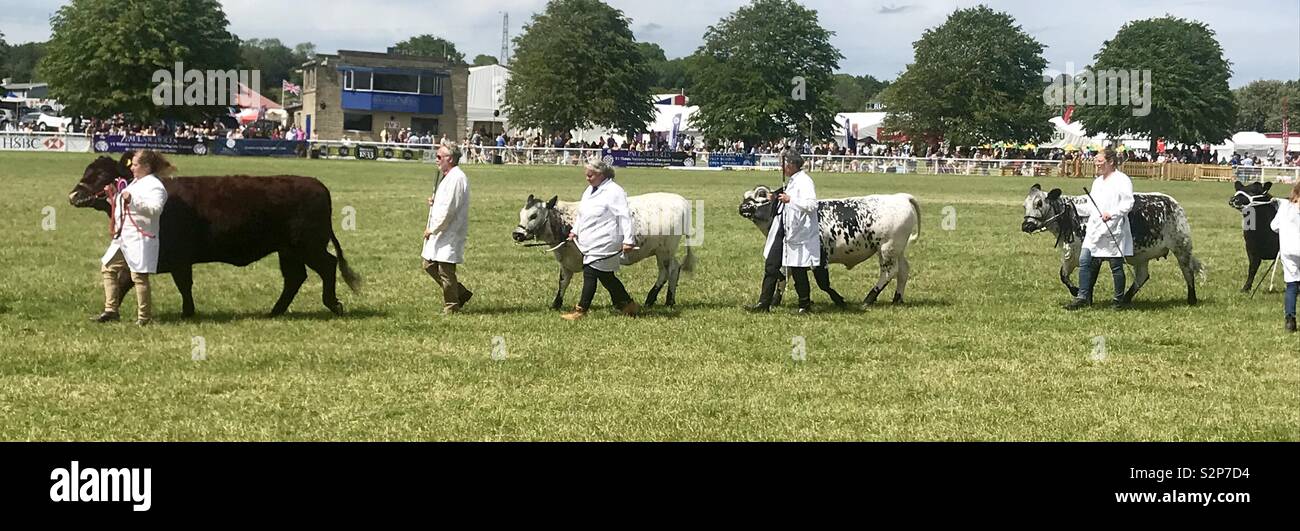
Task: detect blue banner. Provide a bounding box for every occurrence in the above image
[708,153,758,167]
[209,139,306,157]
[93,135,208,155]
[602,149,693,168]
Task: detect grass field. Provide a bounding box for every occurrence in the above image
[0,151,1296,441]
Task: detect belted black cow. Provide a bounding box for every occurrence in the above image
[1021,184,1203,304]
[1229,181,1281,292]
[68,153,361,318]
[739,185,921,309]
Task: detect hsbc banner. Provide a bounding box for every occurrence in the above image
[0,132,93,153]
[93,135,209,156]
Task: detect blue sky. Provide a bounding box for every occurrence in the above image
[2,0,1297,86]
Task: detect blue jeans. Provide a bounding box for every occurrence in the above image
[1078,248,1126,303]
[1286,282,1299,318]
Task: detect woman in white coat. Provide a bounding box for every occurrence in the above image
[94,150,171,325]
[1066,147,1134,311]
[749,149,821,313]
[1270,185,1300,332]
[561,161,639,321]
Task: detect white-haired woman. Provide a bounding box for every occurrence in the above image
[561,161,639,320]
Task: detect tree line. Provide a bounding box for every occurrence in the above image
[8,0,1296,149]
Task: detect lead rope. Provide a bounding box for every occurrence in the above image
[109,177,157,240]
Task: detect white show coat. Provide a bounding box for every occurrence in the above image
[422,165,471,264]
[573,178,635,272]
[1076,170,1135,258]
[763,170,822,267]
[1270,199,1300,283]
[100,174,168,273]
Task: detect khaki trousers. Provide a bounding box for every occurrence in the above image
[422,260,470,312]
[102,249,153,322]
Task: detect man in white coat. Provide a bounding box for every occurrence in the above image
[1066,147,1134,311]
[422,143,473,314]
[96,150,170,325]
[560,161,639,321]
[749,149,821,313]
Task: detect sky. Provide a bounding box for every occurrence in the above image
[1,0,1297,87]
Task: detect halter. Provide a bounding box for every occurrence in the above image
[515,203,571,251]
[1232,190,1274,209]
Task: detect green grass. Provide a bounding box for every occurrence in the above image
[0,151,1296,441]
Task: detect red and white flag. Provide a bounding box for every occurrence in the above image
[282,80,302,96]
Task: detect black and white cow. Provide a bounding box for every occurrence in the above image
[513,193,698,309]
[738,185,921,309]
[1021,184,1204,305]
[1228,181,1281,292]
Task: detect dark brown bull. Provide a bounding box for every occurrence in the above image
[68,153,361,318]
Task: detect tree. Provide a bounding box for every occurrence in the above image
[503,0,654,134]
[40,0,239,120]
[832,73,890,111]
[0,31,7,77]
[473,54,499,66]
[881,6,1051,148]
[392,34,465,64]
[2,41,48,82]
[636,43,701,93]
[1233,80,1300,132]
[690,0,843,147]
[239,38,314,103]
[1071,16,1235,151]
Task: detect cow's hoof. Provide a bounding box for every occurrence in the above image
[892,293,904,304]
[1188,298,1198,306]
[329,303,346,316]
[1240,287,1252,293]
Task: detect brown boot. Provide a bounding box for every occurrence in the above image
[561,306,588,321]
[621,302,641,317]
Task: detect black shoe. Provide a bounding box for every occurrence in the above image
[459,289,473,308]
[796,306,813,315]
[1287,316,1296,333]
[92,312,119,323]
[1111,299,1131,310]
[745,303,771,313]
[1063,299,1090,311]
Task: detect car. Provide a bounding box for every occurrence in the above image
[19,111,72,132]
[0,109,15,128]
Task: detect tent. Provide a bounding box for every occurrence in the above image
[468,64,510,125]
[833,112,887,146]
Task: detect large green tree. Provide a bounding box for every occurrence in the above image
[881,5,1051,147]
[503,0,654,134]
[239,38,314,103]
[1072,16,1235,151]
[0,31,7,78]
[40,0,239,120]
[1233,79,1300,132]
[473,54,499,66]
[636,43,703,93]
[690,0,842,146]
[392,34,465,64]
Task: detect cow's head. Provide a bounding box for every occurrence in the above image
[1022,183,1064,234]
[513,194,560,243]
[68,153,133,212]
[1230,180,1273,212]
[739,185,782,230]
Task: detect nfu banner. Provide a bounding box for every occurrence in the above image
[0,132,93,153]
[93,135,210,155]
[312,142,427,162]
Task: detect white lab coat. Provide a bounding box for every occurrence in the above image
[1270,199,1300,283]
[763,171,821,267]
[421,165,470,264]
[573,178,635,272]
[1076,170,1135,258]
[100,174,168,273]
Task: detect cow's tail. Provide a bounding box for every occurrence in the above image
[331,230,363,293]
[681,240,699,274]
[906,194,921,243]
[1191,253,1206,282]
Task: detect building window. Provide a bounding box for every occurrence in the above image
[419,74,440,95]
[411,117,439,136]
[343,112,373,132]
[374,72,419,93]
